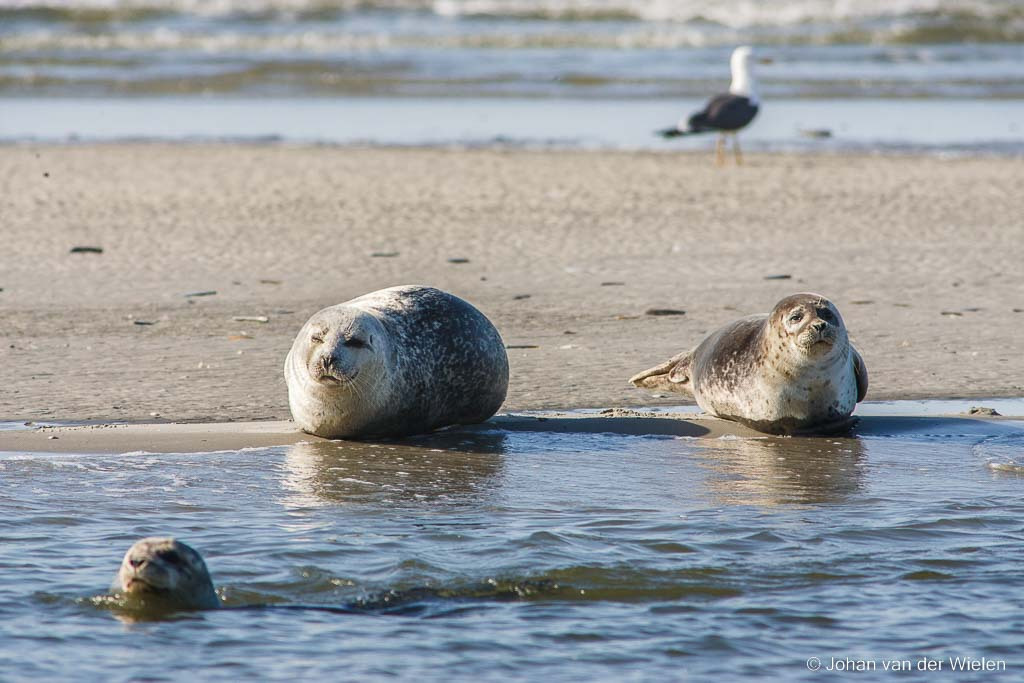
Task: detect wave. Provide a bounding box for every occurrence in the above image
[2,0,1024,45]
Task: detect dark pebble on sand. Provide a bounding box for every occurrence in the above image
[763,274,791,280]
[133,320,156,326]
[563,330,576,335]
[448,258,470,264]
[1014,308,1023,313]
[601,282,625,286]
[505,344,539,349]
[184,290,217,298]
[259,279,282,285]
[513,294,531,300]
[43,172,50,178]
[940,311,963,317]
[851,300,874,305]
[645,309,686,316]
[371,252,399,258]
[69,246,103,254]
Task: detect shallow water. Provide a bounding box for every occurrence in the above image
[2,414,1023,679]
[5,96,1024,154]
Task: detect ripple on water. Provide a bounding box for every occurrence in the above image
[973,433,1024,474]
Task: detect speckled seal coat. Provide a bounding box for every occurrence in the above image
[630,293,868,434]
[285,285,509,439]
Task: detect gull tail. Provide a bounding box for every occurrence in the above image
[656,127,693,139]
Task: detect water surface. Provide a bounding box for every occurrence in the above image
[2,0,1023,152]
[2,414,1022,679]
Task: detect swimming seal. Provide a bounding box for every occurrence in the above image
[116,537,220,610]
[630,293,868,434]
[285,285,509,439]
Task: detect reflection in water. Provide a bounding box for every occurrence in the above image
[281,431,508,507]
[693,436,866,506]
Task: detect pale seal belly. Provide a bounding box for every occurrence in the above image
[630,293,868,435]
[285,285,509,439]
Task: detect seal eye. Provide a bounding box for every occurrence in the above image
[344,337,368,349]
[156,550,183,566]
[788,311,804,324]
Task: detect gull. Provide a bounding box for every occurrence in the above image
[658,46,760,165]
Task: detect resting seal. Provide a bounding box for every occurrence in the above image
[630,293,867,434]
[285,285,509,439]
[115,537,220,611]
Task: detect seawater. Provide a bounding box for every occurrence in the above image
[2,414,1023,680]
[2,0,1024,151]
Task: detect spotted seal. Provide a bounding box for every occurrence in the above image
[630,293,868,434]
[285,285,509,439]
[115,537,220,610]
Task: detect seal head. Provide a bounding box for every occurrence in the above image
[630,293,867,434]
[116,537,220,611]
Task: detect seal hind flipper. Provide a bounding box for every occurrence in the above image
[852,348,868,402]
[629,351,693,394]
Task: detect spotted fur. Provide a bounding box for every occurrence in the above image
[630,293,868,435]
[285,285,509,439]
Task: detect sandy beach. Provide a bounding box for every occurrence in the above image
[2,144,1023,425]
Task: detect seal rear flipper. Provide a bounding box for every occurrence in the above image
[629,351,693,394]
[852,348,868,403]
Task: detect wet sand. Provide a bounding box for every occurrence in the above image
[1,144,1023,426]
[3,412,1021,455]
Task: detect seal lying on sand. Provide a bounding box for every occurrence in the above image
[116,537,220,610]
[630,293,868,434]
[285,285,509,439]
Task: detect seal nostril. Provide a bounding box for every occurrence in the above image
[130,557,146,569]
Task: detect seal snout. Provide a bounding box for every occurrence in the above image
[310,351,358,385]
[801,319,836,350]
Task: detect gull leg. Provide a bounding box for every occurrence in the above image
[733,134,743,166]
[715,134,725,166]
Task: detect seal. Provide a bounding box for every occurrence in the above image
[116,537,220,610]
[285,285,509,439]
[630,293,868,434]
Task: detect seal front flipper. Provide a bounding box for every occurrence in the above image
[852,348,868,402]
[629,351,694,395]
